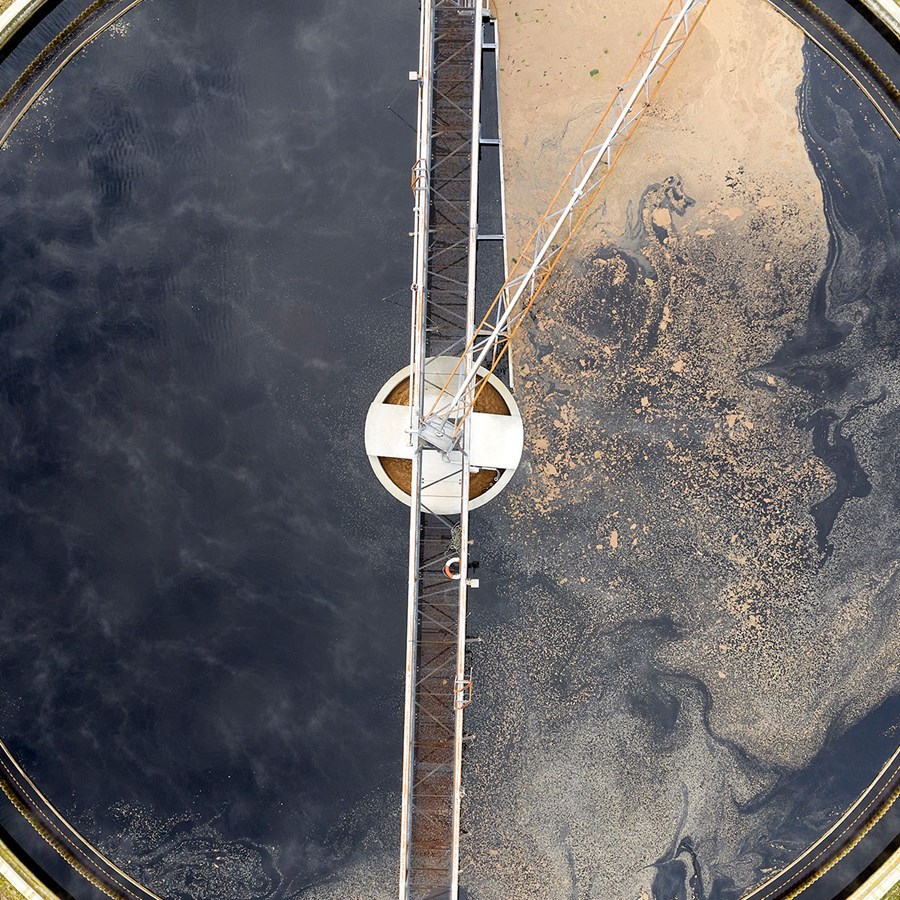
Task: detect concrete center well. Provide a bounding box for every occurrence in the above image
[365,356,524,515]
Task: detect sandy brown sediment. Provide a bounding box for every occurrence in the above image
[496,0,823,247]
[460,0,900,897]
[492,0,837,767]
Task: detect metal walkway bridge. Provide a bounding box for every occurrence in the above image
[399,3,505,898]
[393,1,711,898]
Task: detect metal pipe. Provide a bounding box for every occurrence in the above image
[431,0,709,421]
[398,0,436,894]
[450,2,485,895]
[490,5,514,391]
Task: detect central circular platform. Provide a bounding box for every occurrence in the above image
[364,356,524,515]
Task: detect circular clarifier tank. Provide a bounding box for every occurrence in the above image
[365,356,524,515]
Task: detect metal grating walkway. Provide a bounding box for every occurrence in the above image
[406,518,464,900]
[424,1,476,359]
[401,2,485,899]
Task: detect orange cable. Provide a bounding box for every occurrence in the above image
[449,0,710,435]
[424,0,694,421]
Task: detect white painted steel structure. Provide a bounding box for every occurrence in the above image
[396,0,434,888]
[365,358,523,515]
[420,0,711,451]
[392,1,711,897]
[399,2,487,898]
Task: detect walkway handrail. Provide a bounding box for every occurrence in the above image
[398,0,436,891]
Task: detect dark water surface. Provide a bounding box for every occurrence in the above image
[1,2,899,899]
[0,0,416,895]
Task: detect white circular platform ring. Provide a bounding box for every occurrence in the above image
[365,357,524,515]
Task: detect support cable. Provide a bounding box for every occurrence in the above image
[422,0,712,443]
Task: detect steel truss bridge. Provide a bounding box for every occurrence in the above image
[396,1,710,898]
